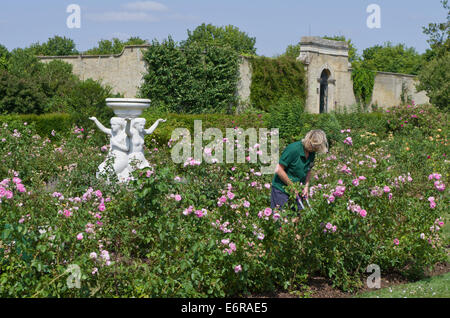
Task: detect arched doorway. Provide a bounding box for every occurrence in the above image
[319,69,331,113]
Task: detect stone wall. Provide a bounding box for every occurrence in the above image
[39,45,150,98]
[298,36,429,113]
[371,71,429,108]
[38,40,430,112]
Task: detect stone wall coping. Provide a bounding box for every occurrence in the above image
[37,44,152,60]
[300,36,349,50]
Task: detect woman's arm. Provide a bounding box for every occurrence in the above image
[89,117,111,135]
[144,118,166,135]
[302,169,313,198]
[275,164,293,187]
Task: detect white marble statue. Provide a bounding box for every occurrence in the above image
[89,116,166,182]
[128,118,166,170]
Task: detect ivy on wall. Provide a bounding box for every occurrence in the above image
[139,37,240,114]
[351,61,376,110]
[249,55,306,111]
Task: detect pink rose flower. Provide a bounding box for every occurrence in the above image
[359,209,367,218]
[77,233,83,240]
[264,207,272,217]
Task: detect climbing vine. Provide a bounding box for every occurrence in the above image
[351,61,375,111]
[249,55,306,111]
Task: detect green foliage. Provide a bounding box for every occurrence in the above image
[7,48,42,78]
[418,1,449,111]
[335,112,388,137]
[351,61,376,111]
[362,42,424,75]
[0,44,9,70]
[84,37,147,55]
[417,52,449,111]
[142,110,266,145]
[0,113,74,137]
[182,23,256,55]
[65,79,116,126]
[249,55,306,111]
[0,70,46,114]
[265,97,342,147]
[0,104,447,296]
[265,97,305,141]
[28,35,79,56]
[282,43,301,59]
[422,0,449,56]
[139,37,240,114]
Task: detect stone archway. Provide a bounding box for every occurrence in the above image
[319,69,331,113]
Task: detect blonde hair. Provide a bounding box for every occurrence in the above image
[302,129,328,154]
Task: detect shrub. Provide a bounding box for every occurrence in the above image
[0,113,74,137]
[139,37,240,114]
[249,55,306,111]
[0,70,47,114]
[417,52,449,112]
[65,79,116,127]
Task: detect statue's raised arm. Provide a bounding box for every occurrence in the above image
[144,118,167,135]
[89,117,111,135]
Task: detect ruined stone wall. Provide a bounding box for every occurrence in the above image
[39,41,430,112]
[39,45,150,98]
[372,71,429,108]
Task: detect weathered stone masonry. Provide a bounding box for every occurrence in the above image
[39,37,429,112]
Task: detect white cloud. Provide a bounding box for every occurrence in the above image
[122,1,169,12]
[87,11,160,22]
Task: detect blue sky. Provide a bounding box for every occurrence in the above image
[0,0,447,56]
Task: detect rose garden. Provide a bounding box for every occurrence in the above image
[0,8,449,297]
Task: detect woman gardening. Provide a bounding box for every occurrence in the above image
[271,129,328,211]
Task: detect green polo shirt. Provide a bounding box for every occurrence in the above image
[272,141,316,194]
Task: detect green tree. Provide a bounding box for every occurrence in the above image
[417,0,449,110]
[282,42,301,59]
[85,37,147,55]
[7,48,43,78]
[182,23,256,55]
[361,42,423,75]
[0,44,9,69]
[29,35,79,56]
[0,70,47,114]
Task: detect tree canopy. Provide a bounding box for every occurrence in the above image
[182,23,257,55]
[84,37,148,55]
[361,42,423,75]
[417,0,449,111]
[28,36,79,56]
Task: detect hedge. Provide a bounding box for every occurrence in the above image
[0,113,75,136]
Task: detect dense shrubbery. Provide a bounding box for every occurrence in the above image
[249,56,306,111]
[0,46,118,126]
[139,37,240,114]
[0,103,447,297]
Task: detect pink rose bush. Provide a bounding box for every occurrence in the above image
[0,104,447,297]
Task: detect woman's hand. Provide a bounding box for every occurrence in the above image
[302,185,309,198]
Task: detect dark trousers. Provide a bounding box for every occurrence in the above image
[270,187,303,211]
